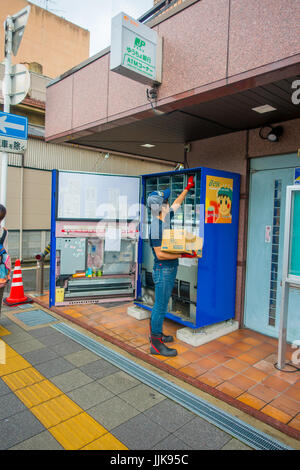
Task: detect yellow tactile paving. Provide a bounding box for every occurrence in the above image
[0,326,11,336]
[48,413,108,450]
[31,395,82,428]
[82,433,128,450]
[0,355,31,377]
[0,334,128,450]
[0,341,4,364]
[2,367,44,391]
[3,345,19,359]
[15,380,62,408]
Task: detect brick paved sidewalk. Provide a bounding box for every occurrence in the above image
[29,293,300,441]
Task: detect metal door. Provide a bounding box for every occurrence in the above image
[244,165,300,342]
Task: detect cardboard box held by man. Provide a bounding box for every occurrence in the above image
[161,229,203,257]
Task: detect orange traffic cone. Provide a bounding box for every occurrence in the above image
[4,260,32,307]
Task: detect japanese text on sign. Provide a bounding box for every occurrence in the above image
[123,37,155,79]
[0,136,27,153]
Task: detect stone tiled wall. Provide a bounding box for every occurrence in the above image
[46,0,300,141]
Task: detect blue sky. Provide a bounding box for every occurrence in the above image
[29,0,154,56]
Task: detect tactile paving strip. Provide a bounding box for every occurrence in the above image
[2,367,44,391]
[52,322,294,451]
[0,336,128,450]
[31,395,83,428]
[48,413,108,450]
[15,380,62,408]
[0,326,11,336]
[0,354,31,376]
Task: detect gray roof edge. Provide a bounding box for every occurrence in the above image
[28,124,45,138]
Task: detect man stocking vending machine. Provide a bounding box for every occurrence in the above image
[136,167,240,331]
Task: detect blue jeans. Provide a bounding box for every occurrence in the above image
[151,264,178,335]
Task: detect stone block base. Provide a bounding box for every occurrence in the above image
[176,320,239,347]
[127,305,151,320]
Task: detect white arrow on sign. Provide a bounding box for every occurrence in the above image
[0,115,25,134]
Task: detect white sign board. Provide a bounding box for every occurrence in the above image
[110,12,162,86]
[0,136,27,154]
[57,171,140,220]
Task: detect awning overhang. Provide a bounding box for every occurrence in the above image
[54,62,300,163]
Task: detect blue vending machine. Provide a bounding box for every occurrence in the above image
[135,166,240,329]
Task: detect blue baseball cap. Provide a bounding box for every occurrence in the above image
[147,189,170,212]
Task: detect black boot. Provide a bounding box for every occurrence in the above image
[148,322,174,343]
[148,331,174,343]
[150,334,177,357]
[160,333,174,343]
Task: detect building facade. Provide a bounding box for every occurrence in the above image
[0,0,90,78]
[0,2,174,261]
[45,0,300,341]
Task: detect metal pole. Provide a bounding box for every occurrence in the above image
[36,258,44,296]
[1,16,13,209]
[277,186,292,370]
[277,280,289,369]
[19,154,24,261]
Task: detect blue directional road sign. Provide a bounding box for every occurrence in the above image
[0,111,28,140]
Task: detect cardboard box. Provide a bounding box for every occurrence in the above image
[161,229,203,257]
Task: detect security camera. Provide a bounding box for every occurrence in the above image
[147,87,158,101]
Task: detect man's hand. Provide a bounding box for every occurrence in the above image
[171,175,195,212]
[154,246,182,261]
[181,251,197,258]
[185,175,195,191]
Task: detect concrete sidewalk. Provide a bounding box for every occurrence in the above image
[28,290,300,443]
[0,303,257,451]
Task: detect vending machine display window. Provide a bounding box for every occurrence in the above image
[136,167,240,330]
[50,170,140,307]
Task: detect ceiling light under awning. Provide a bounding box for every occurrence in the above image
[252,104,277,114]
[141,144,155,148]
